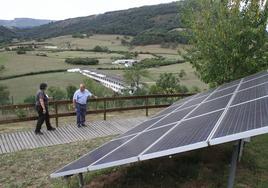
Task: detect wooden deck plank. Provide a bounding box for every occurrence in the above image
[0,117,147,154]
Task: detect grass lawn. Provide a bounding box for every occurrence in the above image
[0,72,87,103]
[102,63,208,91]
[1,134,268,188]
[45,34,132,51]
[0,51,74,76]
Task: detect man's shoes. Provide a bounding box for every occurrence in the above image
[77,124,81,128]
[81,124,87,127]
[48,127,56,131]
[35,131,44,135]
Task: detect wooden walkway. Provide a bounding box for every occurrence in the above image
[0,117,147,154]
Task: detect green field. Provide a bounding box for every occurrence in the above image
[0,72,87,103]
[45,34,132,51]
[0,34,208,104]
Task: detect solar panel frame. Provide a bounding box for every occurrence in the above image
[210,97,268,145]
[232,82,268,106]
[50,135,134,178]
[188,94,232,118]
[51,70,268,180]
[239,74,268,91]
[89,124,175,171]
[140,110,224,161]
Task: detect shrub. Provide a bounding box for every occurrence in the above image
[65,58,99,65]
[92,45,109,52]
[24,95,36,104]
[16,49,26,55]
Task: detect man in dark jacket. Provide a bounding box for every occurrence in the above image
[35,83,56,135]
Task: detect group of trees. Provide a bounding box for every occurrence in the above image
[123,66,199,95]
[182,0,268,87]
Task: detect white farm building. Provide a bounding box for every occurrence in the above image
[112,59,139,67]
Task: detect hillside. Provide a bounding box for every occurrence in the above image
[0,26,17,43]
[0,18,54,28]
[19,2,184,39]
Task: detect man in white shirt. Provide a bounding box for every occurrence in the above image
[73,83,96,127]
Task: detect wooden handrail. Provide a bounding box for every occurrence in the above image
[0,93,195,126]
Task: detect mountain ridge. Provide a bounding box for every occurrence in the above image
[0,18,54,28]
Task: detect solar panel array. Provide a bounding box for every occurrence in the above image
[51,70,268,178]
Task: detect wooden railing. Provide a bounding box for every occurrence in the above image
[0,93,194,126]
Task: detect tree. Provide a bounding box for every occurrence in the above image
[0,84,10,105]
[47,86,66,100]
[123,66,149,93]
[156,73,180,92]
[66,85,77,100]
[182,0,268,87]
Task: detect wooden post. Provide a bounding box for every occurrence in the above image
[55,102,59,127]
[103,99,107,120]
[145,96,149,117]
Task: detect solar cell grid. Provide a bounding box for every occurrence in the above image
[149,106,196,129]
[188,94,232,118]
[207,86,236,101]
[52,70,268,179]
[141,110,224,160]
[51,135,134,177]
[154,104,182,117]
[218,79,241,90]
[239,74,268,90]
[243,70,268,82]
[90,124,174,170]
[181,95,207,109]
[232,82,268,106]
[212,97,268,140]
[117,116,163,138]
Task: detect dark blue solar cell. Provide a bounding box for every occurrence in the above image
[232,82,268,105]
[240,74,268,90]
[93,125,174,166]
[213,97,268,139]
[53,135,134,175]
[143,110,223,155]
[188,94,231,118]
[207,86,236,101]
[149,106,195,129]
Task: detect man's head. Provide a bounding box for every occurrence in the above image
[80,83,86,92]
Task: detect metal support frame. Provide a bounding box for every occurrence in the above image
[78,173,84,188]
[227,140,243,188]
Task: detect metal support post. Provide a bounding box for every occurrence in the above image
[78,173,84,188]
[227,140,242,188]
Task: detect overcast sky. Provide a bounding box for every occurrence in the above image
[1,0,177,20]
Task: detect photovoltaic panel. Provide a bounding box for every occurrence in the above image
[117,116,163,138]
[210,97,268,145]
[52,70,268,180]
[218,79,241,90]
[154,104,183,117]
[191,89,214,99]
[141,110,223,160]
[207,86,236,101]
[232,82,268,106]
[188,94,232,118]
[239,74,268,90]
[51,135,134,178]
[172,95,193,106]
[149,106,196,129]
[90,124,174,170]
[181,95,207,109]
[243,70,268,82]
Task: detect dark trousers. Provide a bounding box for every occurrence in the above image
[35,105,52,132]
[76,103,87,125]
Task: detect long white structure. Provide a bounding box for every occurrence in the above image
[68,68,127,93]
